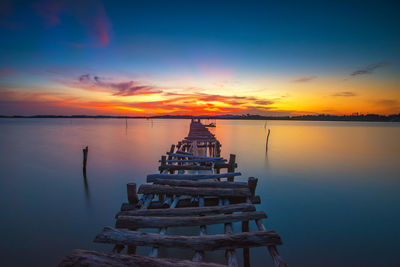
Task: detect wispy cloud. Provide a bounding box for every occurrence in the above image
[332,91,356,97]
[375,99,398,106]
[74,74,162,96]
[0,69,16,77]
[292,76,317,83]
[349,62,390,77]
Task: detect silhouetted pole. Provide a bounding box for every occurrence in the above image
[266,129,271,151]
[83,146,88,176]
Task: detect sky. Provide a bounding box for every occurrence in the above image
[0,0,399,116]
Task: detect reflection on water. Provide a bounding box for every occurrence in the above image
[83,173,90,201]
[0,118,399,266]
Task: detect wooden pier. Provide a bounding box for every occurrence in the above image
[60,119,286,267]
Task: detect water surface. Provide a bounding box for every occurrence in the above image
[0,119,399,266]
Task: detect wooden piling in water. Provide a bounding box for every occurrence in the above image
[266,128,271,151]
[228,154,236,182]
[82,146,88,176]
[127,183,138,206]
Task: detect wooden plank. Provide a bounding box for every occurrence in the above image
[152,179,248,188]
[117,203,255,217]
[95,227,282,250]
[214,163,238,169]
[59,249,226,267]
[159,165,212,171]
[161,159,226,163]
[182,139,216,143]
[115,211,266,228]
[120,195,260,211]
[167,152,223,160]
[175,150,193,155]
[138,184,251,197]
[147,172,241,182]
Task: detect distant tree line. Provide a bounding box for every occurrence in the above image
[1,113,399,122]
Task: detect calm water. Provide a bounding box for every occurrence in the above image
[0,119,399,266]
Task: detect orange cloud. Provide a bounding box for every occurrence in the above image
[0,89,278,116]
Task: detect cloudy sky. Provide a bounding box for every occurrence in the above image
[0,0,399,116]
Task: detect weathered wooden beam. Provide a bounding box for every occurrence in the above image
[95,227,282,250]
[167,152,223,160]
[120,195,260,211]
[138,184,251,197]
[59,249,226,267]
[152,179,248,189]
[214,163,238,169]
[159,165,212,171]
[117,203,256,218]
[160,159,226,163]
[175,150,193,155]
[147,173,241,182]
[256,220,287,267]
[115,211,266,229]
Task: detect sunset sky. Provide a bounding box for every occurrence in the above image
[0,0,399,116]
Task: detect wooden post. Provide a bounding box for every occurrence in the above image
[216,141,221,157]
[160,156,166,174]
[168,145,175,174]
[82,146,88,176]
[127,183,138,255]
[228,154,236,182]
[247,177,258,199]
[127,183,138,206]
[176,141,182,154]
[244,175,259,265]
[242,221,250,267]
[168,145,175,160]
[266,129,271,151]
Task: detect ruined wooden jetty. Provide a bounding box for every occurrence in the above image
[60,119,286,267]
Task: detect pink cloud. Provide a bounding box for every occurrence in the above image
[0,69,16,77]
[58,73,162,96]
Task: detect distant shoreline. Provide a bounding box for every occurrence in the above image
[1,114,399,122]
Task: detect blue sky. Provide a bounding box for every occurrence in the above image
[0,0,399,115]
